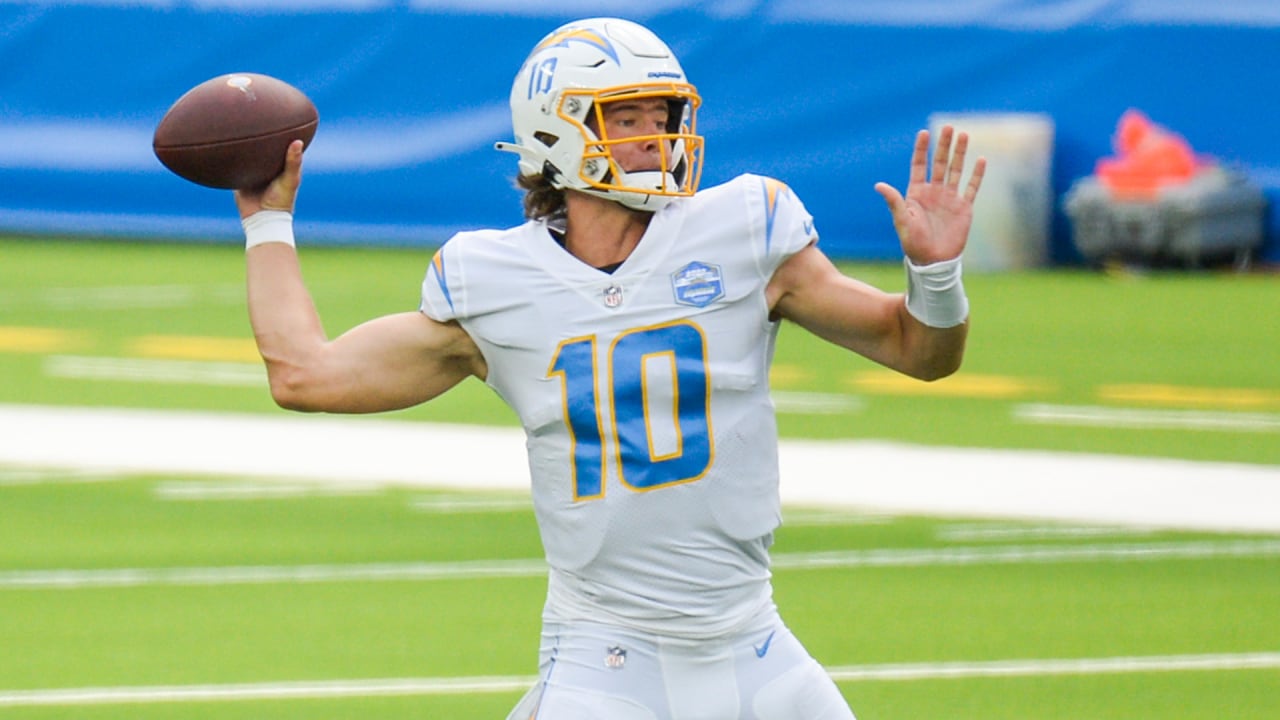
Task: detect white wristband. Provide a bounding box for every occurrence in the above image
[242,210,296,250]
[904,256,969,328]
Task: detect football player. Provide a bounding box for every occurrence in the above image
[235,17,984,720]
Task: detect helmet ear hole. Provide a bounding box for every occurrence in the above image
[540,160,563,185]
[534,131,560,148]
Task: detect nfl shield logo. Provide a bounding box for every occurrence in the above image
[603,284,624,308]
[671,261,724,308]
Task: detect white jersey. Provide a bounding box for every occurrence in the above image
[420,174,818,638]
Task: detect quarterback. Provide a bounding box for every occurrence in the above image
[234,17,984,720]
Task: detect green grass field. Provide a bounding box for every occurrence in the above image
[2,237,1278,462]
[2,474,1278,719]
[1,236,1278,718]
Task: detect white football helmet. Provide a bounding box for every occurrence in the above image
[496,17,704,212]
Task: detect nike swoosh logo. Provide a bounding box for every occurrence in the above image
[754,630,776,658]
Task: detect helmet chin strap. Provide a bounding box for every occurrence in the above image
[602,169,681,211]
[497,141,684,213]
[625,170,679,193]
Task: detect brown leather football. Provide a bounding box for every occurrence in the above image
[153,73,318,190]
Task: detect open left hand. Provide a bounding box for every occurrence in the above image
[874,125,986,265]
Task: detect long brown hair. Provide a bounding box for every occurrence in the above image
[517,173,566,221]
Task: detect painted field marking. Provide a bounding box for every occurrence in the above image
[1016,403,1280,433]
[0,559,545,590]
[848,370,1052,399]
[0,326,88,353]
[768,363,813,387]
[0,675,537,707]
[41,284,200,310]
[1099,384,1280,410]
[154,481,378,501]
[771,391,864,415]
[10,284,243,312]
[780,509,893,527]
[128,335,260,362]
[44,356,264,387]
[4,540,1277,591]
[767,540,1280,570]
[410,495,531,513]
[3,404,1278,533]
[936,522,1154,542]
[824,652,1280,682]
[2,652,1276,706]
[0,467,120,486]
[153,483,529,508]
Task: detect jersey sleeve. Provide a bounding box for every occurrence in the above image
[420,237,462,322]
[746,174,820,277]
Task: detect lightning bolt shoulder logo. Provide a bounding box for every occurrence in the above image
[429,249,454,313]
[761,177,794,253]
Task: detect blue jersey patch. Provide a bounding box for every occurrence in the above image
[671,261,724,308]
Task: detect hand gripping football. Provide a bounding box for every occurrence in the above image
[153,73,319,190]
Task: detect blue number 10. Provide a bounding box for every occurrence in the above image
[548,321,714,500]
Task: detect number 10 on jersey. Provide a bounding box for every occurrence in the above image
[548,321,714,501]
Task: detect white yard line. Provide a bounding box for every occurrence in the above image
[934,521,1156,542]
[1,403,1278,533]
[1016,403,1280,432]
[824,652,1280,682]
[153,480,379,500]
[3,284,242,312]
[2,653,1277,706]
[0,675,537,707]
[410,495,532,513]
[2,404,1277,708]
[44,356,264,387]
[4,540,1278,591]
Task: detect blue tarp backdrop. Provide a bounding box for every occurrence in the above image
[2,1,1278,263]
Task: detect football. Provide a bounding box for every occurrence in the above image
[153,73,319,190]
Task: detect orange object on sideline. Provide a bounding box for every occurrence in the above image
[1095,109,1208,199]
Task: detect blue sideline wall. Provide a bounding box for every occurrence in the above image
[1,1,1278,264]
